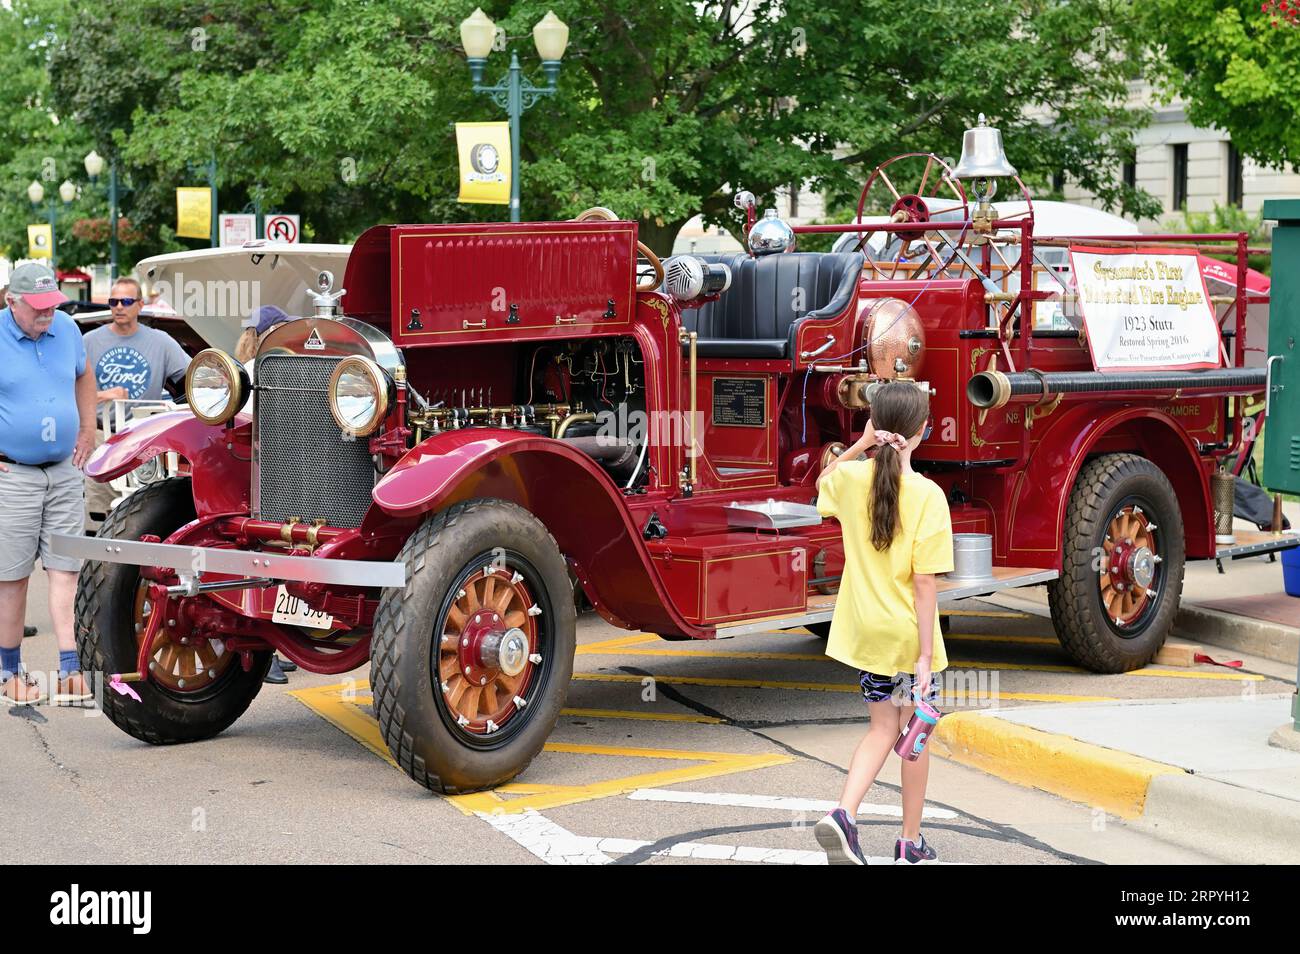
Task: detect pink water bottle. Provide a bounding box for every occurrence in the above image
[893,698,942,761]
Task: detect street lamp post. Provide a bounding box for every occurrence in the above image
[83,150,121,282]
[459,9,569,222]
[27,179,76,273]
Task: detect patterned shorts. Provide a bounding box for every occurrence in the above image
[857,670,941,705]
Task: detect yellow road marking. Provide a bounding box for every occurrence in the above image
[943,633,1060,645]
[448,749,792,815]
[575,648,1264,682]
[1125,668,1264,681]
[572,672,1118,702]
[562,706,724,724]
[288,683,790,815]
[576,634,660,654]
[943,609,1032,619]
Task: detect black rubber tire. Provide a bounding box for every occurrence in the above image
[1047,453,1186,673]
[75,478,272,744]
[370,499,577,794]
[806,621,831,639]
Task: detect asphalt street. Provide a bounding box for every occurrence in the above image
[6,567,1287,865]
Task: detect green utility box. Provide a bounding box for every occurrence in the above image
[1263,199,1300,495]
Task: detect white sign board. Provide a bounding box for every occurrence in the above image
[219,214,256,247]
[1070,247,1221,372]
[265,213,300,243]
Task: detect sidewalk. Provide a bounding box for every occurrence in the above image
[935,503,1300,863]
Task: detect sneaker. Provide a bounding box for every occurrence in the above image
[263,656,288,685]
[895,833,937,864]
[814,809,866,865]
[54,672,94,704]
[276,655,298,672]
[2,672,46,706]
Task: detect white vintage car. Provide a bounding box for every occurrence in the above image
[81,242,353,527]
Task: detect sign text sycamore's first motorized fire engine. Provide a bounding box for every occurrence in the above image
[55,120,1299,793]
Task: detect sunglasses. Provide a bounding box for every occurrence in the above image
[108,297,139,307]
[922,417,934,441]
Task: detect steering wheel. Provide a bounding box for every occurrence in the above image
[853,153,971,281]
[573,206,665,293]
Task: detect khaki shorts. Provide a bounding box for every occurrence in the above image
[0,458,85,581]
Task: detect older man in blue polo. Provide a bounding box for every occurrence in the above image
[0,263,97,705]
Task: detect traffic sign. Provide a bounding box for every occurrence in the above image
[265,213,300,243]
[219,214,256,247]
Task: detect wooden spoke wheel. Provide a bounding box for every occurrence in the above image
[133,582,234,693]
[1098,504,1162,629]
[436,565,539,738]
[371,499,577,793]
[854,152,969,280]
[1047,454,1186,673]
[75,477,270,745]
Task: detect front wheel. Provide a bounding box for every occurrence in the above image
[1047,454,1186,673]
[371,499,577,793]
[75,477,271,743]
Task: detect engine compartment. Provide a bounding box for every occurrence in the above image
[404,337,650,489]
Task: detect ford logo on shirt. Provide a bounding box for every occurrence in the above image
[95,346,151,399]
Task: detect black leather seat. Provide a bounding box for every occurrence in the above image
[677,252,864,359]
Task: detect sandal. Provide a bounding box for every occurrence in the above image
[54,672,94,704]
[2,672,46,706]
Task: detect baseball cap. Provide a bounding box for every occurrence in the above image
[252,304,292,336]
[8,262,69,310]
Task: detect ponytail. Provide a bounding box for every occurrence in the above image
[863,380,931,551]
[870,444,903,551]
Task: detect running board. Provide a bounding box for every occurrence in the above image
[715,567,1059,638]
[1211,530,1299,561]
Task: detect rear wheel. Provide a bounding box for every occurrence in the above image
[1048,454,1185,673]
[75,478,271,743]
[371,499,576,793]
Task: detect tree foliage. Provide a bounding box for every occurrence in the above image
[0,0,1163,266]
[1147,0,1300,169]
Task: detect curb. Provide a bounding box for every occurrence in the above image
[1175,603,1299,666]
[932,709,1300,863]
[931,710,1182,820]
[1134,773,1300,864]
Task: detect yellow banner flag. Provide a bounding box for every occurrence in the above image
[456,122,511,205]
[176,187,212,239]
[27,224,52,259]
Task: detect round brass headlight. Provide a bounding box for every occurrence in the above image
[186,349,248,426]
[328,356,391,437]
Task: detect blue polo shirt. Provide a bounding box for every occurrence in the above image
[0,307,86,464]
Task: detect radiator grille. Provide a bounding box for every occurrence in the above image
[255,354,375,528]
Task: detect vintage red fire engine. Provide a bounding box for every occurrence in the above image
[58,122,1294,793]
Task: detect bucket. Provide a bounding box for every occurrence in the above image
[949,533,994,582]
[1283,546,1300,599]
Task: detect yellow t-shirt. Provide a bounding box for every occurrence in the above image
[815,459,954,676]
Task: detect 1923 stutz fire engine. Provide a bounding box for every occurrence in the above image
[57,123,1297,794]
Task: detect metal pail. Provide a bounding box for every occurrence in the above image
[948,533,994,581]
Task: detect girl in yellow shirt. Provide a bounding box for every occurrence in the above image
[812,381,954,865]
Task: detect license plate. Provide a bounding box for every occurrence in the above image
[271,585,334,630]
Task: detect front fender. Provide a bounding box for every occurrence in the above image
[372,428,708,639]
[86,411,252,515]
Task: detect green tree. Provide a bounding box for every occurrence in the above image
[1147,0,1300,168]
[36,0,1161,262]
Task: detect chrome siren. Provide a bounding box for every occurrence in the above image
[663,256,732,301]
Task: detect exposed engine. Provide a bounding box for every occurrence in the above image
[407,337,650,489]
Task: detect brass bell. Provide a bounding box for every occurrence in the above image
[953,114,1018,180]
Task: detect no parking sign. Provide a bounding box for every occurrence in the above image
[266,214,300,243]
